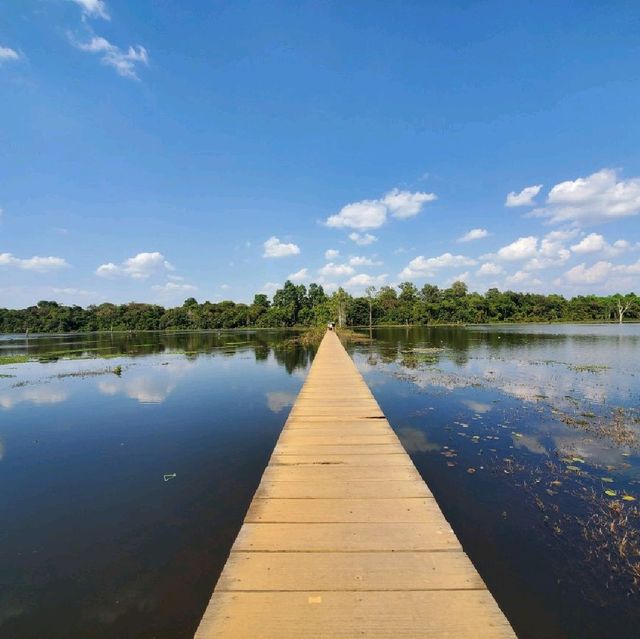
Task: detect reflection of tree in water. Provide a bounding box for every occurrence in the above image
[271,345,313,375]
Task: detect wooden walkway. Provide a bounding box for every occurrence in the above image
[195,330,515,638]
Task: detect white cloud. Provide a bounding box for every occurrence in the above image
[318,262,355,277]
[559,257,640,289]
[70,0,110,19]
[399,253,476,278]
[263,236,300,258]
[326,188,436,230]
[73,35,148,80]
[96,251,173,279]
[382,188,437,219]
[348,255,381,267]
[348,232,377,246]
[544,228,579,242]
[152,281,197,293]
[564,261,613,285]
[52,287,95,296]
[0,253,69,272]
[505,184,542,207]
[315,277,338,293]
[324,249,339,260]
[506,270,542,287]
[260,282,280,294]
[489,232,573,271]
[220,283,231,290]
[458,228,489,242]
[448,271,471,284]
[0,46,20,63]
[326,199,387,230]
[570,233,631,257]
[287,267,310,283]
[345,273,388,288]
[530,169,640,225]
[477,262,504,277]
[496,236,539,261]
[524,236,571,270]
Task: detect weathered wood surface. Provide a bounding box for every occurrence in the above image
[195,330,515,638]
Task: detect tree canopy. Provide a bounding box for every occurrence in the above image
[0,283,637,333]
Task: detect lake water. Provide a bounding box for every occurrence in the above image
[1,326,639,638]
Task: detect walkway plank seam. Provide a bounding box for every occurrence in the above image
[194,330,516,638]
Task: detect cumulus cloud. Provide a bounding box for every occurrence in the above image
[491,234,571,270]
[564,261,613,285]
[505,270,542,287]
[152,281,197,294]
[530,169,640,225]
[260,282,280,294]
[287,267,310,283]
[0,46,20,63]
[318,262,355,277]
[263,236,300,258]
[348,232,377,246]
[70,0,110,19]
[326,188,436,230]
[324,249,339,260]
[348,256,382,267]
[382,188,437,219]
[0,253,69,272]
[477,262,504,277]
[458,228,489,242]
[73,35,148,80]
[345,273,388,288]
[399,253,476,279]
[559,258,640,288]
[96,252,173,278]
[570,233,631,257]
[505,184,543,207]
[496,236,539,261]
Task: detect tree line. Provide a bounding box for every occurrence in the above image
[0,280,637,333]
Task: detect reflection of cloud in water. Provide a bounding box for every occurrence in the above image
[0,386,68,409]
[550,432,628,467]
[97,362,191,405]
[98,376,177,404]
[461,399,492,413]
[397,427,441,453]
[512,433,548,456]
[266,391,296,413]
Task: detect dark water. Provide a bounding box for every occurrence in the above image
[1,326,639,638]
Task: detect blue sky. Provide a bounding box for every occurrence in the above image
[1,0,639,308]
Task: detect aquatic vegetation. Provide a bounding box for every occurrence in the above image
[0,354,31,365]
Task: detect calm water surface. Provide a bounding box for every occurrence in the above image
[1,326,639,638]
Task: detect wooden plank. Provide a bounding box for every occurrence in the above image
[245,497,441,523]
[277,434,399,445]
[194,330,515,638]
[195,591,515,639]
[255,479,432,499]
[270,453,415,466]
[262,464,423,482]
[215,551,485,591]
[232,522,460,552]
[274,443,405,455]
